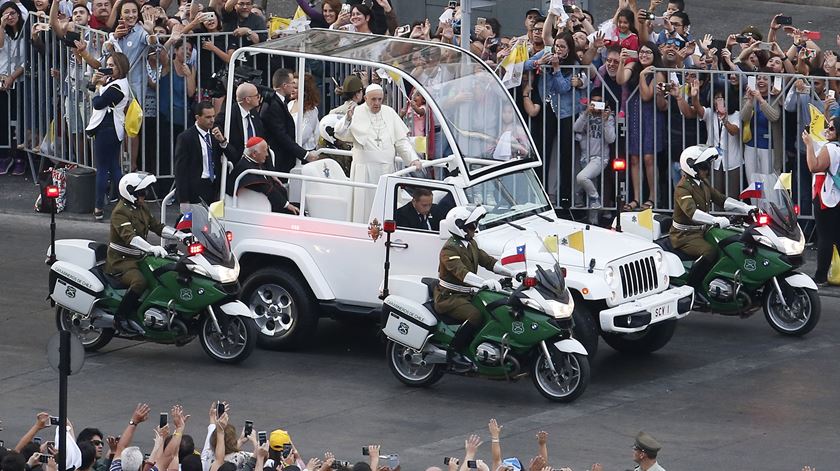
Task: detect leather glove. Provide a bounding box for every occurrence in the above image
[149,245,168,258]
[481,279,503,292]
[713,216,731,228]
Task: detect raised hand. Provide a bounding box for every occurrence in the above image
[528,456,545,471]
[536,431,548,446]
[488,418,503,439]
[465,434,483,457]
[35,412,51,429]
[700,33,713,51]
[591,464,603,471]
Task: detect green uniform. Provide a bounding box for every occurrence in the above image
[106,199,165,293]
[669,175,727,261]
[433,236,497,325]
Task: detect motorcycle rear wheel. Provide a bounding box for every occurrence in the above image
[199,312,257,363]
[531,347,589,402]
[763,283,820,336]
[55,307,114,352]
[387,341,445,387]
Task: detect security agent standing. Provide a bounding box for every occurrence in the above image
[632,431,666,471]
[434,206,512,371]
[107,173,188,334]
[670,145,754,302]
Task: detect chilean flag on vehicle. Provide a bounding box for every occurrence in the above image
[739,181,763,200]
[501,244,526,265]
[176,212,192,231]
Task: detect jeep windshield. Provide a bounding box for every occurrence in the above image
[256,29,539,181]
[464,170,552,229]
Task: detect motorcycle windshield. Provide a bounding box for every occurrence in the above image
[751,173,800,239]
[189,204,234,268]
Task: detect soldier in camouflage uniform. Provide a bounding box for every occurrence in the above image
[670,146,755,302]
[434,206,513,371]
[107,173,187,334]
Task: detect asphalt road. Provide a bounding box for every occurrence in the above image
[1,212,839,470]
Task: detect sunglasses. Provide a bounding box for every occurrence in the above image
[91,440,104,446]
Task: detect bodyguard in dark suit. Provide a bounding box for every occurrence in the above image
[174,101,236,213]
[394,187,440,231]
[260,69,316,173]
[214,82,266,165]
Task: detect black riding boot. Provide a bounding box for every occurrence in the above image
[114,290,145,335]
[447,322,479,372]
[687,255,713,307]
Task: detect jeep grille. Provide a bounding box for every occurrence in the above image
[618,256,658,299]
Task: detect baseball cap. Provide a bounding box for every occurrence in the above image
[268,429,291,451]
[526,8,543,17]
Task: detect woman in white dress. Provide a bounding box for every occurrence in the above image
[287,73,320,151]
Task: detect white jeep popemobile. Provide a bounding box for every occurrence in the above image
[182,29,694,356]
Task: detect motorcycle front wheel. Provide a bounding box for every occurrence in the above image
[199,312,257,363]
[387,341,444,387]
[763,282,821,336]
[55,307,113,352]
[531,347,590,403]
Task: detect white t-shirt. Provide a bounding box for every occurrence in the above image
[702,108,744,171]
[820,143,840,208]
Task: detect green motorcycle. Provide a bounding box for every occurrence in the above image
[381,253,589,402]
[655,174,820,336]
[47,204,258,363]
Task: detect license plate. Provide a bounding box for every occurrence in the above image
[652,303,670,319]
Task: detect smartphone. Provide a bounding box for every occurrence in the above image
[710,39,726,51]
[1,440,5,448]
[563,4,574,13]
[244,421,253,437]
[443,458,455,465]
[396,24,410,36]
[39,455,52,464]
[747,75,757,91]
[386,455,399,469]
[625,49,638,58]
[201,12,214,21]
[757,42,772,51]
[773,76,782,91]
[159,413,168,428]
[642,11,655,21]
[544,45,553,54]
[98,67,113,75]
[735,35,751,44]
[803,30,821,41]
[257,431,267,446]
[361,447,369,456]
[467,461,477,469]
[216,401,225,418]
[281,444,292,458]
[476,17,486,27]
[144,454,150,461]
[34,437,42,445]
[448,0,456,8]
[592,101,606,110]
[49,416,60,426]
[652,16,665,28]
[829,90,836,100]
[340,3,350,14]
[775,15,792,25]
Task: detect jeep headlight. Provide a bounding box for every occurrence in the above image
[546,298,574,319]
[605,265,615,285]
[654,250,663,265]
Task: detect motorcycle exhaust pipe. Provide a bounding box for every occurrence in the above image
[91,309,115,329]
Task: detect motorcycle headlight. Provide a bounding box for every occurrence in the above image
[605,265,615,285]
[216,265,240,284]
[780,234,805,256]
[546,298,574,319]
[187,263,211,278]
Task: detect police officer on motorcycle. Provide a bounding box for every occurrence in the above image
[107,172,188,335]
[671,146,755,303]
[435,206,513,372]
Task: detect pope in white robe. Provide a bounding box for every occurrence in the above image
[335,84,422,223]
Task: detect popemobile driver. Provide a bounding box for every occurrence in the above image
[670,146,755,304]
[435,206,513,372]
[107,172,188,335]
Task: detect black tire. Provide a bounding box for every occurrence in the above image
[531,348,590,403]
[601,319,677,354]
[240,267,318,350]
[198,312,257,363]
[763,282,820,336]
[387,341,445,387]
[571,299,599,358]
[55,307,114,352]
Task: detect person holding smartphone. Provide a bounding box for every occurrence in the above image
[691,78,744,199]
[0,2,26,176]
[802,117,840,287]
[741,70,781,182]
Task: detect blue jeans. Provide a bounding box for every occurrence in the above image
[94,127,122,209]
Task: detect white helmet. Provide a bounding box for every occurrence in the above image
[440,206,487,240]
[319,113,342,145]
[119,172,157,204]
[679,145,719,178]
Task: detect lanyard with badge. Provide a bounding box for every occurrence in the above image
[714,97,727,160]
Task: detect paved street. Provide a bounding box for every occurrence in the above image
[1,211,839,470]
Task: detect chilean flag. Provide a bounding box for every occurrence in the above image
[739,181,764,200]
[176,212,193,231]
[501,244,526,265]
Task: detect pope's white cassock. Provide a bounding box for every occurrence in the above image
[335,91,418,223]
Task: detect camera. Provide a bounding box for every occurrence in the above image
[206,65,272,100]
[643,12,655,21]
[563,5,575,13]
[657,82,670,96]
[244,421,253,437]
[40,455,52,464]
[49,416,60,426]
[257,431,267,446]
[448,0,456,8]
[98,67,113,75]
[331,460,351,469]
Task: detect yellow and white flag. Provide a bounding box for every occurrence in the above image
[500,41,528,89]
[562,230,585,253]
[293,6,307,19]
[809,103,829,154]
[774,172,793,191]
[637,208,654,236]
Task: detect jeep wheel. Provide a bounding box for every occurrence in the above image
[571,299,599,357]
[241,267,318,350]
[601,319,677,354]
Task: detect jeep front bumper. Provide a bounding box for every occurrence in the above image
[599,285,694,333]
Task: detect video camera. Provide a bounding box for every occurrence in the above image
[206,64,273,101]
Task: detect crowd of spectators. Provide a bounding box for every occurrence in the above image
[0,406,822,471]
[0,0,839,278]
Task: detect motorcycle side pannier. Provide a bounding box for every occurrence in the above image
[49,261,105,315]
[382,295,438,350]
